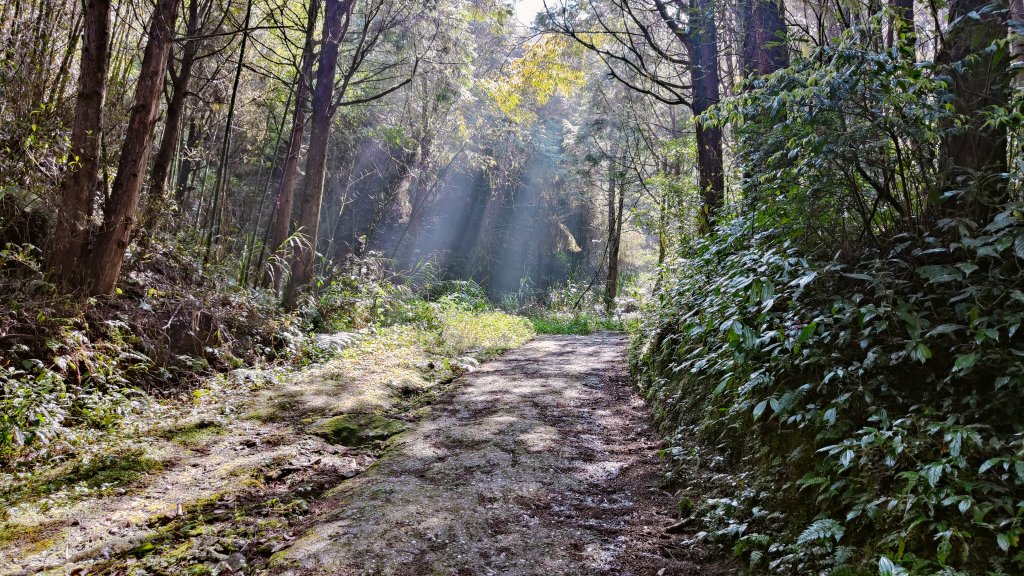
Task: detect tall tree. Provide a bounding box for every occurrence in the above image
[742,0,788,77]
[204,0,254,263]
[939,0,1010,219]
[283,0,355,308]
[86,0,180,294]
[739,0,787,202]
[548,0,726,233]
[138,0,204,243]
[266,0,322,290]
[46,0,111,285]
[603,149,625,311]
[682,0,724,233]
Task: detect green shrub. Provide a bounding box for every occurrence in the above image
[635,23,1024,574]
[634,198,1024,575]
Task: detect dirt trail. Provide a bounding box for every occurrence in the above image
[2,334,727,575]
[272,334,713,575]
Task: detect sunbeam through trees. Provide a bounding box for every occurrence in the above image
[1,0,1023,573]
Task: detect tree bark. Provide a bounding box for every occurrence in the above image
[175,117,199,204]
[1012,0,1024,70]
[141,0,201,234]
[938,0,1010,219]
[266,0,321,290]
[739,0,788,203]
[686,0,725,234]
[604,150,624,312]
[46,0,110,286]
[654,0,724,235]
[283,0,354,308]
[86,0,179,295]
[742,0,788,77]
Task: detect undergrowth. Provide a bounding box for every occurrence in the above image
[632,29,1024,575]
[0,241,301,467]
[0,243,537,469]
[529,312,625,335]
[634,199,1024,575]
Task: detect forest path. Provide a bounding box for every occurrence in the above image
[1,333,728,575]
[271,333,717,575]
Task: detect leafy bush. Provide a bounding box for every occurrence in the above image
[421,279,490,310]
[0,241,298,466]
[302,253,406,331]
[634,196,1024,575]
[635,25,1024,575]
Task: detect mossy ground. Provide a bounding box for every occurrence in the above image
[162,420,227,446]
[0,307,537,574]
[309,414,406,447]
[0,448,161,513]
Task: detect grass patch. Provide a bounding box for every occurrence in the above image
[529,312,624,335]
[163,420,226,446]
[435,308,534,355]
[0,519,48,548]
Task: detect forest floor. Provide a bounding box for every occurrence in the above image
[1,332,730,575]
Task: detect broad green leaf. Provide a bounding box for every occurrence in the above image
[953,352,979,371]
[997,533,1010,552]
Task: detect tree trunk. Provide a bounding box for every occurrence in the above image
[742,0,788,77]
[686,0,725,234]
[604,152,623,312]
[740,0,788,203]
[86,0,179,295]
[203,0,253,264]
[175,117,199,205]
[140,0,201,237]
[889,0,915,53]
[46,0,110,285]
[266,0,321,290]
[283,0,354,309]
[651,0,724,234]
[1012,0,1024,71]
[938,0,1010,219]
[241,84,293,287]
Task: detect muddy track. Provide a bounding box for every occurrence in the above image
[271,333,726,575]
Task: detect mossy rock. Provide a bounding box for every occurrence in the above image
[309,414,406,447]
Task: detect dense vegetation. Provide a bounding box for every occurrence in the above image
[2,0,1023,573]
[627,10,1024,576]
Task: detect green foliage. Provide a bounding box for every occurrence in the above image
[0,239,300,466]
[302,253,404,331]
[0,448,160,512]
[434,304,534,356]
[638,26,1024,574]
[636,194,1024,574]
[706,24,953,240]
[529,312,624,335]
[0,246,145,463]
